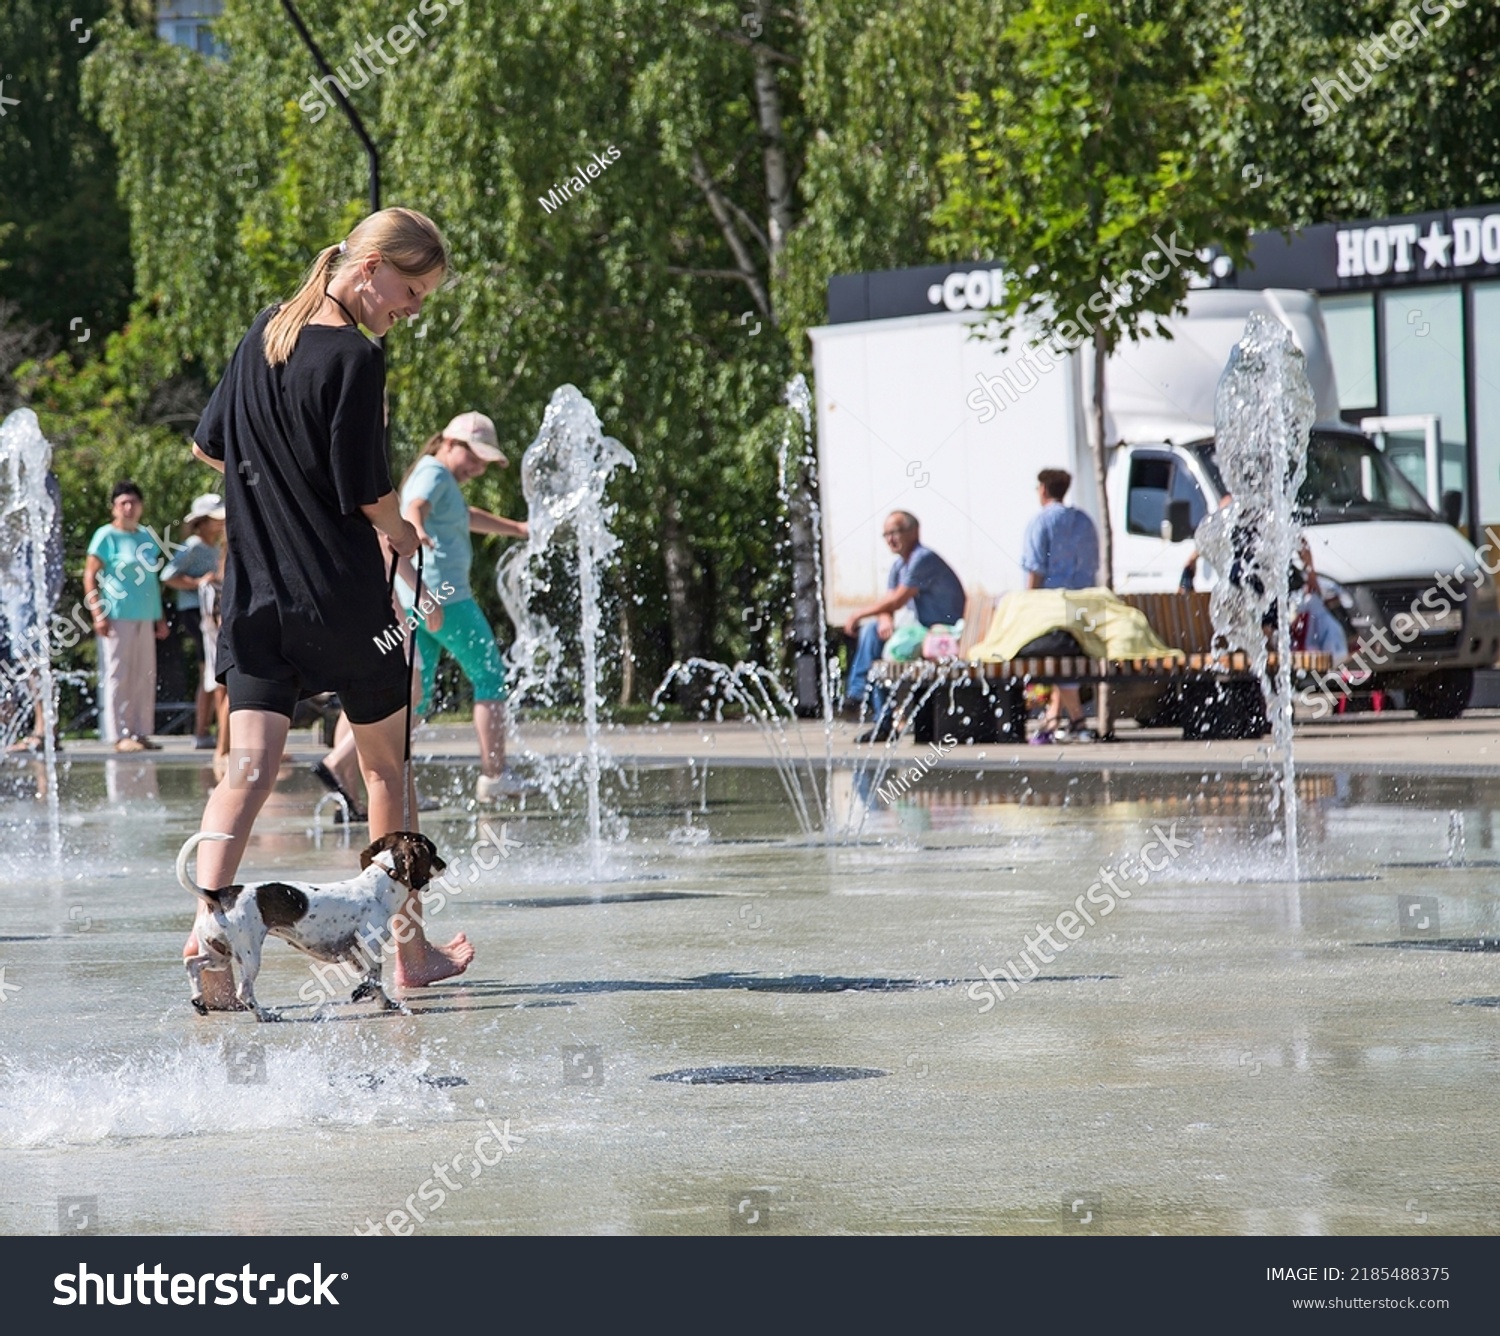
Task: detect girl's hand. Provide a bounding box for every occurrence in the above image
[389,518,421,559]
[422,602,445,634]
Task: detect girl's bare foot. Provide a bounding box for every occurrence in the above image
[181,936,245,1010]
[394,933,475,988]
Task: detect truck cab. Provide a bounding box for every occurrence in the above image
[1102,291,1500,717]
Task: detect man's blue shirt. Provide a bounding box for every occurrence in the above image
[1021,503,1100,590]
[890,544,966,625]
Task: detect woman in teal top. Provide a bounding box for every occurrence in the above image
[83,480,168,751]
[399,411,529,803]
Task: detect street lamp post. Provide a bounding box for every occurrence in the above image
[278,0,380,215]
[278,0,394,449]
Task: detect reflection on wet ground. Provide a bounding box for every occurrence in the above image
[1,757,1498,1234]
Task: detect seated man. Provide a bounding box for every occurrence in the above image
[842,511,964,742]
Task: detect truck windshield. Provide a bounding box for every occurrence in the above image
[1193,433,1436,524]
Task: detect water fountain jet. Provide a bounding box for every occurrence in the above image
[0,407,63,866]
[1195,312,1314,878]
[497,385,635,879]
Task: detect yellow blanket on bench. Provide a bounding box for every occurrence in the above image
[967,588,1186,663]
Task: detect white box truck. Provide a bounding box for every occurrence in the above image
[809,279,1500,719]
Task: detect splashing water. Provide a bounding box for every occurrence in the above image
[0,1037,458,1148]
[0,408,63,866]
[1446,810,1466,868]
[1195,312,1314,878]
[652,657,831,837]
[778,376,837,797]
[653,377,850,841]
[497,386,635,878]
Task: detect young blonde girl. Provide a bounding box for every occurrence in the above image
[185,207,473,1008]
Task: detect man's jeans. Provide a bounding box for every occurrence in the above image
[846,620,890,723]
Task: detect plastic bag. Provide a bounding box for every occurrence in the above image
[882,623,928,661]
[921,622,964,660]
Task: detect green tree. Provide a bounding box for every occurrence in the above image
[0,0,137,345]
[76,0,806,701]
[934,0,1263,588]
[1241,0,1500,226]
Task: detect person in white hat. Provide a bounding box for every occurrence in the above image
[398,411,529,803]
[161,493,226,748]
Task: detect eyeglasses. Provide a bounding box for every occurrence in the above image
[882,527,908,539]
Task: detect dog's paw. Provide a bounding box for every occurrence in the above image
[253,1008,282,1023]
[190,997,209,1016]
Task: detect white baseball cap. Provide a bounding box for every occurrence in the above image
[183,492,225,523]
[442,411,507,465]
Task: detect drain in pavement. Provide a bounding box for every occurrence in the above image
[651,1065,886,1085]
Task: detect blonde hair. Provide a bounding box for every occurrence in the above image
[262,207,449,367]
[400,431,449,491]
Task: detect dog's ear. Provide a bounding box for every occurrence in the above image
[397,834,442,888]
[359,833,401,872]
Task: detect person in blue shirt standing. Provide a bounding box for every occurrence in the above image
[843,511,965,742]
[84,480,169,752]
[399,411,529,803]
[161,493,225,749]
[1021,468,1101,743]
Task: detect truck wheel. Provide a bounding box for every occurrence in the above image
[1407,668,1473,720]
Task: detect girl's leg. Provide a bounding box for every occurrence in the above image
[214,688,230,759]
[436,599,509,781]
[350,707,474,987]
[182,707,291,1008]
[193,682,213,739]
[473,700,506,779]
[319,711,362,797]
[414,624,441,716]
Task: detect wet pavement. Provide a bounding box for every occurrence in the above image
[1,714,1499,1235]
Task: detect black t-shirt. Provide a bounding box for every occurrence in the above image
[194,307,399,693]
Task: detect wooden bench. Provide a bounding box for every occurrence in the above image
[871,591,1333,742]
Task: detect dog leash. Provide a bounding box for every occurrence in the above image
[386,545,424,831]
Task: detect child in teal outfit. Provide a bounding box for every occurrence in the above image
[399,411,529,803]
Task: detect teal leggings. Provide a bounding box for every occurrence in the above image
[414,596,507,713]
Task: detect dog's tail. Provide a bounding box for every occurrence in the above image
[177,831,235,908]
